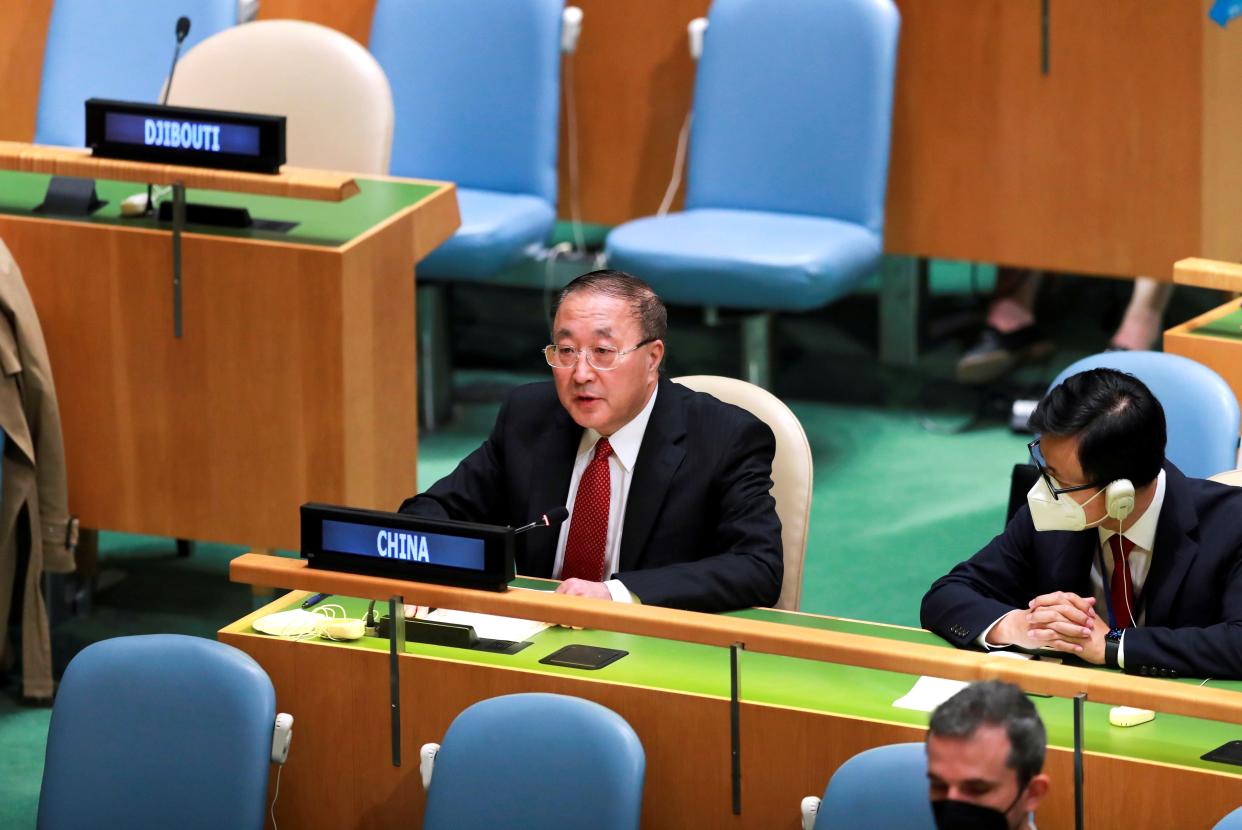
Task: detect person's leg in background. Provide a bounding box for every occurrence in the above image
[956,268,1052,384]
[1109,276,1174,351]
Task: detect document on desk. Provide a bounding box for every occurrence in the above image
[422,608,551,642]
[893,652,1035,712]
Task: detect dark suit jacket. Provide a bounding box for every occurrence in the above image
[921,462,1242,679]
[399,377,783,612]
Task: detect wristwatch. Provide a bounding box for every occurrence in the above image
[1104,627,1124,669]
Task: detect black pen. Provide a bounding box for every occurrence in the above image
[301,593,330,609]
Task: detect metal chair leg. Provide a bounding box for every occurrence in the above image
[417,281,453,432]
[741,312,773,389]
[879,255,927,366]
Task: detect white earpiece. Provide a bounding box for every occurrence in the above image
[420,743,440,790]
[1105,479,1135,521]
[800,795,821,830]
[688,18,708,61]
[271,713,294,765]
[561,7,583,54]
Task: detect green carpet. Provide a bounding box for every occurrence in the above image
[0,265,1226,828]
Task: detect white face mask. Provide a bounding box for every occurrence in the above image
[1026,476,1107,532]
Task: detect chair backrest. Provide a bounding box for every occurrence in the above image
[1210,469,1242,487]
[1048,352,1242,480]
[168,20,394,174]
[369,0,563,201]
[1214,805,1242,829]
[673,375,812,610]
[37,634,275,830]
[423,693,645,830]
[685,0,900,234]
[35,0,241,148]
[814,743,934,829]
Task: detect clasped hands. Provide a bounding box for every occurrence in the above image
[987,591,1108,664]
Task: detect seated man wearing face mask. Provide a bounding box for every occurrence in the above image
[926,681,1049,830]
[921,368,1242,679]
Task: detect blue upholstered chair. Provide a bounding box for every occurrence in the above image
[369,0,567,428]
[37,634,279,830]
[421,693,645,830]
[606,0,901,386]
[35,0,243,148]
[369,0,563,280]
[1049,352,1241,479]
[802,743,934,830]
[1215,805,1242,829]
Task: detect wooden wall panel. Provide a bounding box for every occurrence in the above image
[0,0,53,142]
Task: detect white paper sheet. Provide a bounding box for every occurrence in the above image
[421,608,551,643]
[892,676,970,712]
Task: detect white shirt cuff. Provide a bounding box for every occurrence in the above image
[977,614,1013,649]
[1118,631,1126,669]
[604,579,634,604]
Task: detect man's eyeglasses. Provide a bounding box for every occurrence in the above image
[544,339,655,371]
[1027,439,1099,500]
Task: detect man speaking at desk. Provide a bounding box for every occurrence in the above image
[922,368,1242,679]
[399,270,783,613]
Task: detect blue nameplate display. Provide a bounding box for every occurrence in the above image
[85,98,285,174]
[301,504,515,591]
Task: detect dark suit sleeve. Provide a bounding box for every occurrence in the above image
[920,506,1041,647]
[616,415,783,613]
[1122,553,1242,679]
[397,396,510,523]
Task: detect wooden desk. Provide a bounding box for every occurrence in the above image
[1165,258,1242,435]
[0,150,458,549]
[222,555,1242,829]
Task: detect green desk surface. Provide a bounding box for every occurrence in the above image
[248,582,1242,777]
[1189,302,1242,342]
[0,169,442,248]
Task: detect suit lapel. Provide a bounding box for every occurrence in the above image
[619,378,686,572]
[1053,531,1098,599]
[1142,465,1199,626]
[519,404,582,578]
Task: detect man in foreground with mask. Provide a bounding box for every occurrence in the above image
[926,681,1049,830]
[921,368,1242,678]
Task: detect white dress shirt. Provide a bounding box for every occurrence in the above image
[979,470,1166,668]
[1094,469,1165,667]
[552,385,659,602]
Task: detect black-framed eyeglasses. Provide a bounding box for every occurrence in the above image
[543,339,655,371]
[1027,439,1100,500]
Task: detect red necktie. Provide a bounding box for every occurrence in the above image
[1108,534,1137,629]
[561,438,612,582]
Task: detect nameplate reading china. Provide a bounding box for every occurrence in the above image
[85,98,286,174]
[301,504,515,591]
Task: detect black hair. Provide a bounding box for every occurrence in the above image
[551,269,668,344]
[1027,368,1166,487]
[928,681,1046,788]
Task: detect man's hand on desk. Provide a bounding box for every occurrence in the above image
[988,592,1107,662]
[555,578,613,600]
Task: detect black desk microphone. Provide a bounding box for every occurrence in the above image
[146,16,192,214]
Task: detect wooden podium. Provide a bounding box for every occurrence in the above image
[1165,258,1242,436]
[0,143,459,550]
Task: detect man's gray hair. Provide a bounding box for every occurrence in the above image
[928,681,1046,786]
[552,269,668,344]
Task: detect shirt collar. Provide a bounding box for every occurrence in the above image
[1098,468,1165,552]
[577,383,659,474]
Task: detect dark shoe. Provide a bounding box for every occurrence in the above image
[956,325,1054,385]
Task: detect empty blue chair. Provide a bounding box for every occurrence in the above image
[606,0,900,385]
[1215,806,1242,829]
[422,693,645,830]
[38,634,277,830]
[1049,352,1241,479]
[807,743,933,830]
[35,0,242,148]
[369,0,563,279]
[369,0,566,427]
